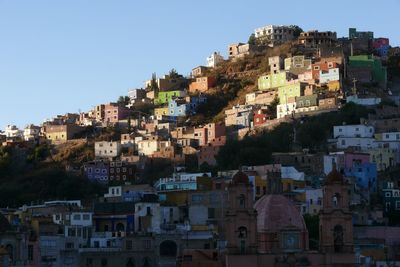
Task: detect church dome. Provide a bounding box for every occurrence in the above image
[254,194,307,233]
[231,171,249,185]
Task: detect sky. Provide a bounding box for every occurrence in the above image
[0,0,399,128]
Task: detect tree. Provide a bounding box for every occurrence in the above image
[303,214,319,250]
[290,25,303,38]
[168,68,181,79]
[117,96,130,106]
[248,33,256,45]
[267,96,280,119]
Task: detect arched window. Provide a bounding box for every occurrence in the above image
[239,194,245,208]
[238,226,247,239]
[126,258,135,267]
[333,225,344,252]
[332,193,340,207]
[116,223,125,232]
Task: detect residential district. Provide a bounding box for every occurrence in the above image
[0,24,400,267]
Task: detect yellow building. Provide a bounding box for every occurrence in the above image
[282,178,306,192]
[44,124,83,144]
[369,148,396,171]
[327,80,340,91]
[154,107,169,119]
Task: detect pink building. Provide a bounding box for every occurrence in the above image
[371,38,389,49]
[104,103,131,124]
[194,122,226,146]
[344,152,370,169]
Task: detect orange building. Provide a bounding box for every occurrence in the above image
[189,76,216,93]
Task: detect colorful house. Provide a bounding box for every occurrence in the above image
[258,72,290,90]
[154,107,169,120]
[319,68,340,84]
[278,82,305,104]
[344,162,377,192]
[348,55,387,85]
[155,90,186,105]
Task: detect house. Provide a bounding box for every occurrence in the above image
[23,124,41,141]
[278,82,306,104]
[298,30,337,48]
[382,181,400,215]
[284,55,312,75]
[311,60,338,80]
[295,94,318,109]
[104,103,131,124]
[268,56,283,74]
[228,43,262,59]
[137,137,171,156]
[43,124,83,143]
[277,102,296,119]
[206,52,224,68]
[347,55,387,87]
[191,66,208,77]
[245,90,277,106]
[319,68,340,84]
[254,25,296,45]
[346,95,381,106]
[155,90,186,105]
[94,141,121,159]
[333,124,375,139]
[224,105,254,128]
[344,162,377,192]
[349,28,374,40]
[253,108,270,126]
[197,144,221,167]
[258,72,293,91]
[128,88,147,104]
[109,161,137,182]
[188,76,216,93]
[368,147,396,171]
[372,38,390,57]
[154,107,169,120]
[318,97,337,110]
[193,122,226,146]
[145,74,188,92]
[168,97,189,117]
[4,125,23,139]
[83,160,110,183]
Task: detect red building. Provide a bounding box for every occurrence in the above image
[253,108,271,126]
[311,60,338,80]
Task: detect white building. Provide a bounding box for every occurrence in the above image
[281,166,304,181]
[333,124,375,138]
[346,95,381,106]
[319,68,340,84]
[295,188,323,215]
[137,139,171,156]
[134,201,161,233]
[277,102,296,119]
[23,124,41,141]
[128,88,147,104]
[95,141,121,158]
[5,125,23,139]
[254,25,295,44]
[206,52,224,68]
[336,137,376,150]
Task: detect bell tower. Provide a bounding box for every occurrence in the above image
[319,163,354,254]
[224,171,257,254]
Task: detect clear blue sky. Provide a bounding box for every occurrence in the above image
[1,0,399,128]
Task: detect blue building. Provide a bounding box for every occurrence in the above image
[83,160,109,183]
[167,96,207,117]
[344,162,377,192]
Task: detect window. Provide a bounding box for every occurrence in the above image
[28,245,33,261]
[73,214,81,220]
[101,258,108,267]
[126,240,133,250]
[208,208,215,219]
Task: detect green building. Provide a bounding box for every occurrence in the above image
[295,94,318,108]
[154,90,186,105]
[349,28,373,40]
[278,82,305,104]
[348,55,387,85]
[258,72,288,90]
